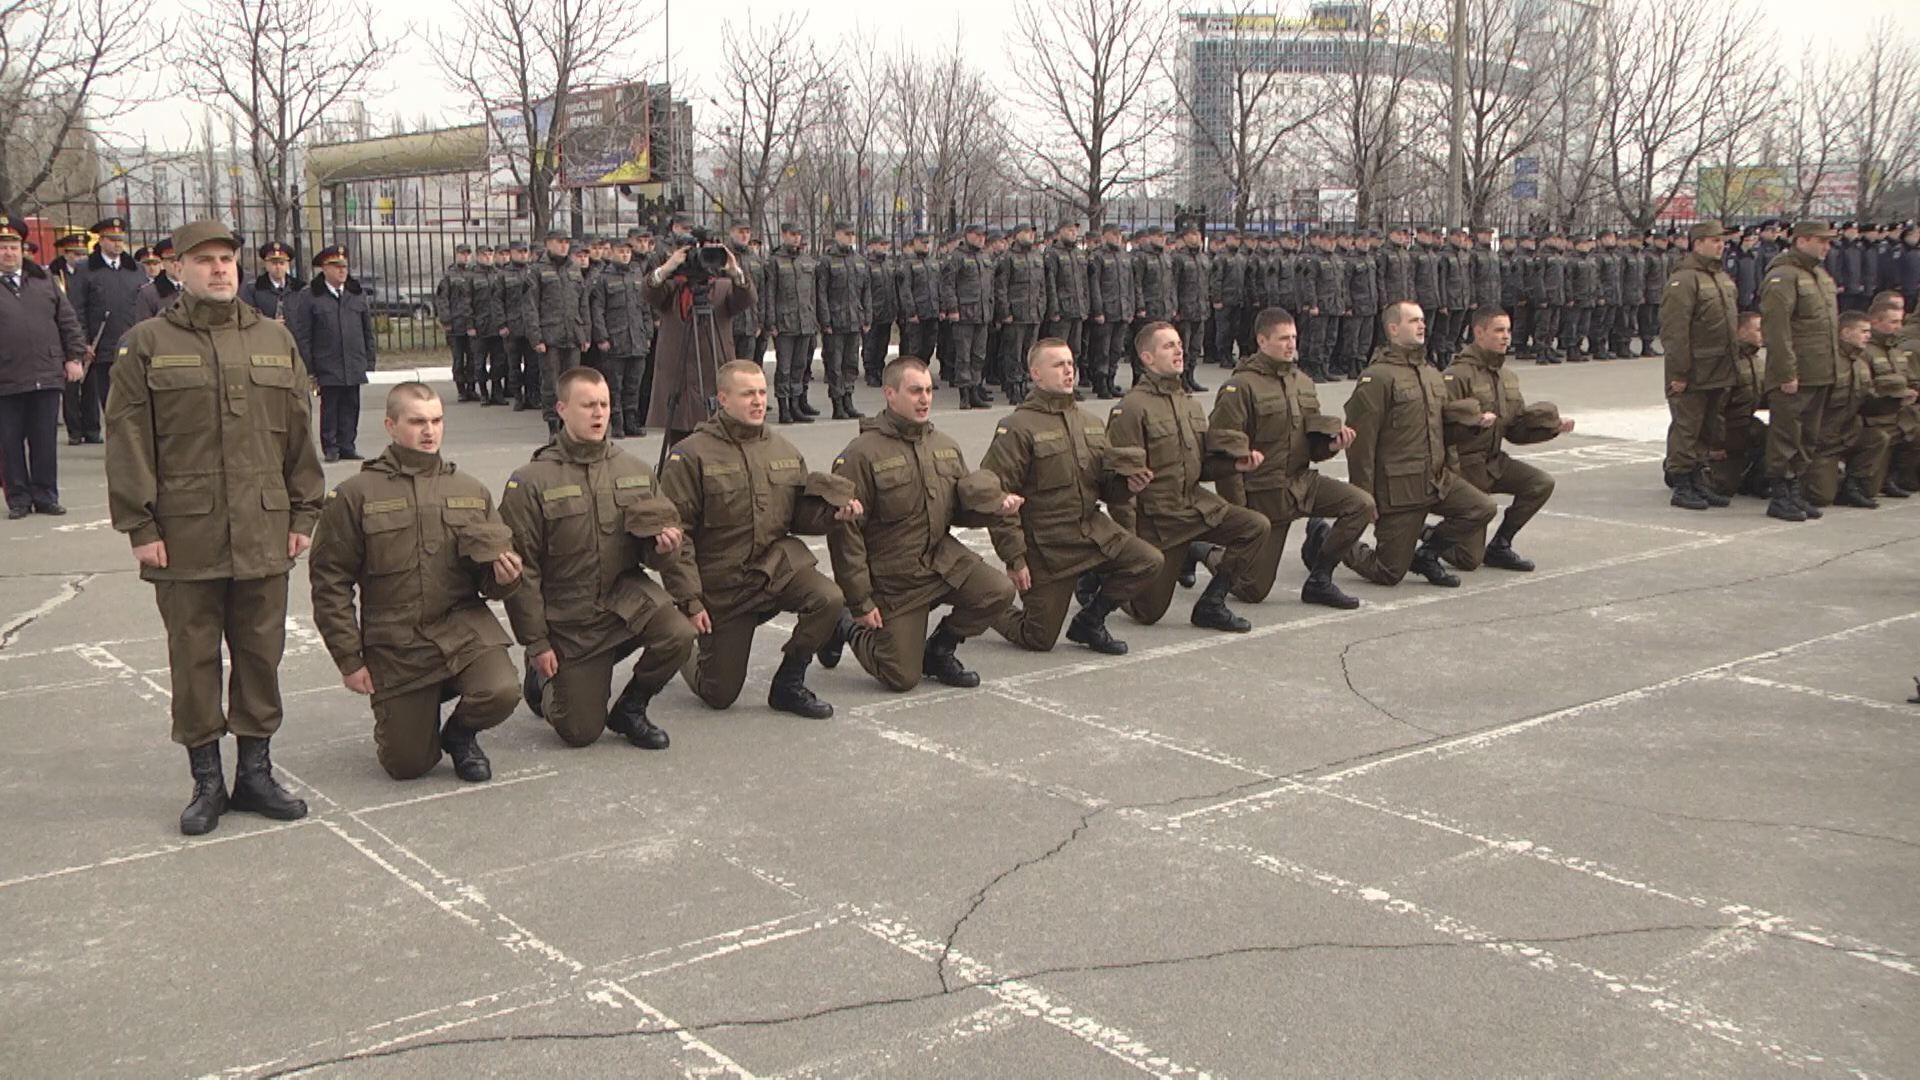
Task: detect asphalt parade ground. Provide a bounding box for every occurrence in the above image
[3,354,1915,1078]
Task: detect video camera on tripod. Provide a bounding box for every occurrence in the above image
[668,227,733,286]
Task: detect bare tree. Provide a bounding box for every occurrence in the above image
[0,0,171,212]
[880,39,1001,234]
[826,29,887,238]
[1314,0,1439,227]
[436,0,645,236]
[186,0,391,242]
[1006,0,1170,230]
[1837,19,1920,219]
[1167,4,1315,229]
[1534,1,1607,230]
[1601,0,1765,229]
[699,12,827,237]
[1777,52,1849,218]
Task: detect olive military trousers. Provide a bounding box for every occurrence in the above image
[540,596,697,747]
[1665,386,1729,474]
[1124,504,1271,625]
[153,573,291,748]
[682,567,844,709]
[1804,419,1888,507]
[1441,456,1556,570]
[846,561,1017,692]
[1233,474,1377,603]
[1344,478,1498,586]
[370,647,518,780]
[993,537,1164,651]
[949,322,990,390]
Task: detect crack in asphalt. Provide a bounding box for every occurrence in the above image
[0,574,92,651]
[255,922,1734,1078]
[1567,794,1920,851]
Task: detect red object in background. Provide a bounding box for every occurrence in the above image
[23,216,59,261]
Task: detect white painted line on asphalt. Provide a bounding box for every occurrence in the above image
[1723,673,1920,718]
[0,819,319,891]
[628,915,843,979]
[1535,508,1722,539]
[0,673,118,699]
[594,979,759,1079]
[349,768,560,815]
[850,716,1107,811]
[595,910,836,977]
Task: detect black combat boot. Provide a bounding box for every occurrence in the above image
[440,723,492,782]
[1300,542,1360,608]
[817,611,854,669]
[1065,589,1128,655]
[958,386,977,410]
[793,395,816,424]
[1178,542,1211,589]
[1789,478,1823,519]
[1005,380,1028,406]
[228,737,309,820]
[1766,479,1807,521]
[180,740,228,837]
[1190,570,1252,632]
[1095,373,1118,400]
[1909,677,1920,705]
[1074,571,1102,610]
[1298,518,1331,572]
[796,389,821,417]
[1410,542,1461,587]
[830,393,851,420]
[1881,477,1912,499]
[523,661,546,718]
[1691,467,1730,507]
[768,652,834,718]
[605,673,670,749]
[1668,470,1710,511]
[1836,475,1880,509]
[1181,367,1208,393]
[1482,531,1536,572]
[975,382,997,404]
[921,621,981,688]
[842,392,864,419]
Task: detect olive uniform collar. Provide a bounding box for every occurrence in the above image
[1453,343,1507,371]
[370,443,451,478]
[1234,352,1296,379]
[543,430,614,464]
[167,290,252,330]
[1371,342,1427,367]
[866,408,931,443]
[1136,369,1185,396]
[705,411,770,444]
[1020,388,1077,414]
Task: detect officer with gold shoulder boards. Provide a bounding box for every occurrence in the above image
[106,219,327,836]
[983,338,1163,655]
[658,359,862,717]
[500,366,696,750]
[309,383,523,782]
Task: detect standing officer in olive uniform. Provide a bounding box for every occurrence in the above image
[984,339,1161,655]
[1659,220,1740,511]
[1086,223,1135,399]
[817,222,869,420]
[768,223,822,424]
[501,367,695,749]
[1107,323,1270,632]
[659,360,862,716]
[588,236,652,439]
[1211,308,1373,610]
[1437,308,1572,572]
[1341,302,1498,588]
[1760,221,1842,522]
[106,220,327,836]
[531,230,588,432]
[941,225,996,410]
[820,357,1022,692]
[309,383,522,782]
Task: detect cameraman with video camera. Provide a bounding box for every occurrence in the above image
[643,229,758,447]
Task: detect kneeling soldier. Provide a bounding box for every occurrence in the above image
[659,360,863,717]
[1106,322,1271,632]
[983,338,1163,654]
[501,367,696,749]
[1435,307,1573,571]
[310,383,522,781]
[822,356,1022,691]
[1211,307,1374,609]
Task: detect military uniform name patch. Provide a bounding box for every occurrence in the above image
[250,355,293,368]
[363,498,409,513]
[614,475,653,488]
[932,447,961,460]
[445,496,487,509]
[151,355,202,368]
[543,484,584,500]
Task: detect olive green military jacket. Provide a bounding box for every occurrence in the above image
[1760,250,1839,389]
[829,409,1010,617]
[309,444,518,701]
[500,433,689,660]
[1106,369,1241,546]
[1878,330,1920,439]
[106,292,326,582]
[1344,342,1456,513]
[658,413,843,618]
[1728,342,1767,414]
[979,388,1136,585]
[1210,352,1331,506]
[1851,340,1912,429]
[1658,252,1739,388]
[1439,345,1563,487]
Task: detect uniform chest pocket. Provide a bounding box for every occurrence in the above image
[542,495,593,554]
[871,464,919,521]
[931,450,967,480]
[1252,394,1291,440]
[362,510,418,576]
[146,363,211,436]
[1029,436,1076,490]
[249,362,296,431]
[1143,416,1185,468]
[701,468,751,526]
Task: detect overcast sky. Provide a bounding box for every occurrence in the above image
[119,0,1910,152]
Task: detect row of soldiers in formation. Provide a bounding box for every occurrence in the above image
[1719,219,1920,315]
[104,216,1587,834]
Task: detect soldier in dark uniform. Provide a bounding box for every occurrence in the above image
[1727,228,1762,313]
[502,366,695,749]
[658,360,861,716]
[530,230,588,433]
[1470,226,1502,335]
[1044,222,1091,389]
[768,223,821,424]
[1341,302,1498,587]
[995,223,1047,404]
[1211,307,1373,609]
[130,238,183,324]
[1565,234,1600,362]
[985,338,1162,654]
[1413,226,1445,367]
[501,241,540,411]
[895,232,939,365]
[1378,226,1417,308]
[1499,233,1525,356]
[470,245,511,405]
[1835,222,1869,312]
[1437,228,1474,367]
[983,230,1008,392]
[1640,229,1668,356]
[1087,223,1135,399]
[1341,231,1380,380]
[1592,228,1623,359]
[863,236,898,388]
[0,213,86,519]
[1306,231,1343,382]
[106,220,327,835]
[436,244,478,401]
[1106,323,1270,632]
[817,222,869,420]
[820,356,1021,692]
[1618,231,1647,356]
[1208,230,1247,369]
[309,383,522,782]
[941,224,995,409]
[1132,227,1176,387]
[240,240,298,322]
[69,216,146,444]
[726,222,766,370]
[588,236,652,438]
[289,245,376,463]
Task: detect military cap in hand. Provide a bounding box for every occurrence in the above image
[622,497,681,538]
[455,521,516,563]
[1203,428,1251,459]
[803,472,857,508]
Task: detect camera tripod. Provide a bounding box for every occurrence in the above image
[654,279,725,474]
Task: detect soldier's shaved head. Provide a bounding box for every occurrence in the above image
[716,359,766,392]
[384,383,444,452]
[1382,302,1427,347]
[384,381,439,420]
[715,361,768,425]
[1027,338,1076,395]
[882,356,930,390]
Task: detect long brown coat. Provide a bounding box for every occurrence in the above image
[643,272,757,432]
